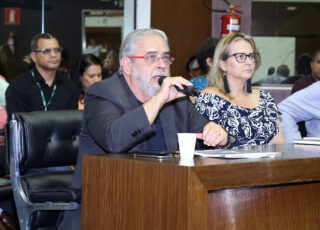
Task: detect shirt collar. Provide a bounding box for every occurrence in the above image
[32,68,63,85]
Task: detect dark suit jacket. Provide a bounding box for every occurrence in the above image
[71,71,209,188]
[58,72,209,230]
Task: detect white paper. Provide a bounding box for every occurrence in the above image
[294,138,320,146]
[195,149,281,159]
[302,137,320,141]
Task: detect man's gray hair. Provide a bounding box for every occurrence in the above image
[119,28,168,72]
[30,33,57,51]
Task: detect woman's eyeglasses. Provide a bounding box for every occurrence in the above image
[223,53,259,63]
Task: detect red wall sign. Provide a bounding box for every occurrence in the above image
[5,8,20,25]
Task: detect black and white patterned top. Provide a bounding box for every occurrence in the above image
[195,90,281,146]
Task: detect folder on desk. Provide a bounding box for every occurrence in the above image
[194,149,281,159]
[294,137,320,146]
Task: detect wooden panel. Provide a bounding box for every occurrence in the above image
[207,183,320,229]
[82,144,320,229]
[82,155,199,230]
[151,0,212,78]
[188,171,207,230]
[192,157,320,191]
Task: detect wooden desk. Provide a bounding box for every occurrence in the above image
[82,144,320,229]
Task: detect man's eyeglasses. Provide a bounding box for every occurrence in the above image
[129,54,175,65]
[223,53,259,63]
[33,47,63,55]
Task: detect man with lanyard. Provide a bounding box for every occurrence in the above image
[5,33,79,120]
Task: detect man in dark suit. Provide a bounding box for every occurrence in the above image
[57,28,232,229]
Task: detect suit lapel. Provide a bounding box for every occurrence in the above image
[119,75,178,151]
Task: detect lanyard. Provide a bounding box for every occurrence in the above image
[30,69,57,111]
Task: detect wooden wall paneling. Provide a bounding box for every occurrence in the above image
[151,0,212,78]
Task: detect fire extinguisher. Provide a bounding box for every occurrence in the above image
[203,0,243,37]
[221,5,243,37]
[6,32,15,53]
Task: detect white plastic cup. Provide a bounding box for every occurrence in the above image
[177,133,197,159]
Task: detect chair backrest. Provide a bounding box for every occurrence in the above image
[10,110,82,171]
[9,110,82,230]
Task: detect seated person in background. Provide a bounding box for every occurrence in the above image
[5,33,79,120]
[277,64,290,83]
[278,81,320,143]
[57,28,234,230]
[282,53,312,84]
[0,75,8,144]
[185,55,201,79]
[195,33,285,146]
[291,49,320,94]
[190,37,219,91]
[71,54,103,110]
[288,53,313,136]
[84,37,102,58]
[295,53,312,77]
[0,75,8,171]
[0,75,8,107]
[5,33,79,174]
[255,64,289,84]
[0,75,17,230]
[103,48,119,78]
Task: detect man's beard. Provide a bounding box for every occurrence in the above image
[132,65,168,97]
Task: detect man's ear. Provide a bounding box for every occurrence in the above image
[30,52,36,63]
[206,57,213,69]
[219,59,226,72]
[121,56,132,75]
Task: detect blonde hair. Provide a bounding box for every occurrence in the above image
[207,33,261,96]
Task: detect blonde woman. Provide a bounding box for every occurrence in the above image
[195,33,285,146]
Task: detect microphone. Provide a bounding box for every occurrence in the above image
[158,76,200,97]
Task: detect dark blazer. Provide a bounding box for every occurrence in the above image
[71,71,208,188]
[58,72,209,230]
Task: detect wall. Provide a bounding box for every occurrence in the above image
[252,2,320,58]
[151,0,212,78]
[0,0,122,69]
[211,0,251,38]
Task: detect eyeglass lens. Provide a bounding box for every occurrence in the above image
[37,47,63,54]
[145,54,173,65]
[235,53,258,62]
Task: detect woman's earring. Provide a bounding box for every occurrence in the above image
[223,74,230,93]
[246,79,252,93]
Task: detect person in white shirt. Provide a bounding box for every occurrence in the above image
[278,81,320,143]
[84,38,102,58]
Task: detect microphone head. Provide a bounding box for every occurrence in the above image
[157,75,200,96]
[158,76,167,86]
